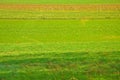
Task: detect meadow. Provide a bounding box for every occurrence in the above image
[0,3,120,80]
[0,0,120,4]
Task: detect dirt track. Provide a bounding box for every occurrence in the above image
[0,4,120,11]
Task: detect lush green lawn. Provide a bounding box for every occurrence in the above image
[0,19,120,80]
[0,19,120,43]
[0,49,120,80]
[0,0,120,4]
[0,3,120,80]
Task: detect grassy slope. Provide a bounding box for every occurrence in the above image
[0,0,120,4]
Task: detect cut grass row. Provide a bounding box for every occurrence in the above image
[0,10,120,20]
[0,4,120,11]
[0,4,119,20]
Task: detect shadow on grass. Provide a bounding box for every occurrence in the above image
[0,70,90,80]
[0,51,120,80]
[0,51,120,65]
[0,52,89,64]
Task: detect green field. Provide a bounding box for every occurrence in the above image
[0,0,120,4]
[0,19,120,43]
[0,2,120,80]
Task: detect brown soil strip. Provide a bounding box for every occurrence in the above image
[0,4,120,11]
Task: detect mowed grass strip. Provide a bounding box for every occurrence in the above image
[0,4,120,11]
[0,4,119,20]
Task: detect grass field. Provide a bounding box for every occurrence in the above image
[0,0,120,4]
[0,3,120,80]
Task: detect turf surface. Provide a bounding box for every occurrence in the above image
[0,0,120,4]
[0,3,120,80]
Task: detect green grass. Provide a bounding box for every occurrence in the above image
[0,3,120,80]
[0,48,120,80]
[0,9,120,19]
[0,0,120,4]
[0,19,120,43]
[0,18,120,80]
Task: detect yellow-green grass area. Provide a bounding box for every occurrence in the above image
[0,19,120,43]
[0,10,120,20]
[0,0,120,4]
[0,19,120,80]
[0,5,120,80]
